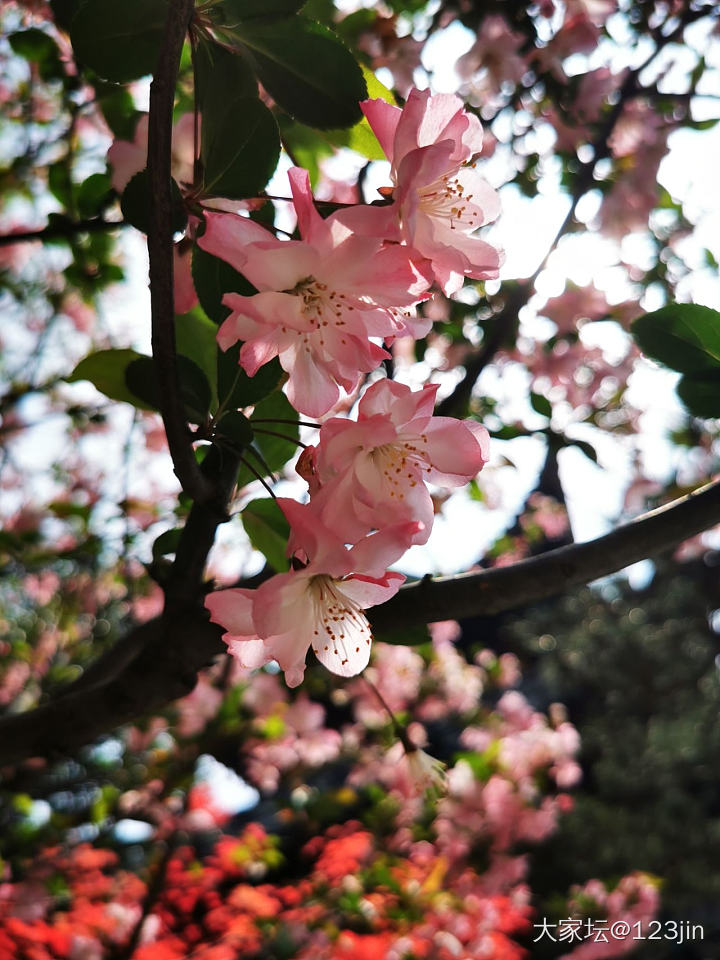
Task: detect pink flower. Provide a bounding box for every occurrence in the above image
[107,112,195,193]
[199,168,431,417]
[456,16,527,108]
[344,89,502,295]
[300,378,490,544]
[205,500,418,687]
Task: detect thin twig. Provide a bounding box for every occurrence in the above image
[253,426,308,448]
[238,453,277,499]
[0,218,126,247]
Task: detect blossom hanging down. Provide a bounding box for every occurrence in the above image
[297,378,490,544]
[342,88,503,295]
[198,167,431,417]
[206,500,421,687]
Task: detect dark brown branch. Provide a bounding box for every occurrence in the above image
[147,0,214,504]
[0,475,718,768]
[0,218,126,247]
[370,475,720,631]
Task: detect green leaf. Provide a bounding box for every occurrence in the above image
[676,374,720,419]
[276,117,334,186]
[70,0,169,83]
[97,85,139,140]
[218,346,284,411]
[215,410,254,448]
[125,356,211,424]
[194,40,256,143]
[192,245,256,324]
[319,66,395,160]
[242,498,290,571]
[9,28,59,64]
[120,170,187,235]
[50,0,79,31]
[48,163,73,208]
[213,0,308,23]
[77,173,113,218]
[233,17,366,129]
[530,391,552,418]
[632,304,720,375]
[67,349,155,409]
[175,308,218,404]
[202,96,280,199]
[237,391,299,487]
[152,527,183,561]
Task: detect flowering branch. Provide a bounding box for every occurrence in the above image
[0,475,718,768]
[435,4,707,420]
[147,0,214,504]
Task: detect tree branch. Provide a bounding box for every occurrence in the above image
[0,218,125,247]
[0,476,718,768]
[371,475,720,631]
[147,0,214,504]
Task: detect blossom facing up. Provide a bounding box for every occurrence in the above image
[299,378,490,544]
[199,167,431,417]
[344,88,502,295]
[206,499,419,687]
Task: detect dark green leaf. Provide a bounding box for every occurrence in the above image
[218,345,284,410]
[276,117,334,186]
[120,170,187,235]
[50,0,79,31]
[215,410,254,448]
[48,163,72,208]
[152,527,183,561]
[530,391,552,418]
[237,391,299,487]
[175,308,218,403]
[632,304,720,375]
[9,29,59,63]
[202,96,280,199]
[70,0,169,83]
[233,17,366,129]
[215,0,307,21]
[192,245,255,324]
[67,349,154,409]
[319,66,394,160]
[125,356,211,424]
[242,498,290,572]
[97,85,139,139]
[676,374,720,419]
[194,40,256,141]
[77,173,113,218]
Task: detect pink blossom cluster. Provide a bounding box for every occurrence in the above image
[205,90,498,689]
[561,873,661,960]
[200,88,502,417]
[429,688,581,889]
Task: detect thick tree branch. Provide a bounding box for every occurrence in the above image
[0,476,718,768]
[371,475,720,631]
[147,0,214,504]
